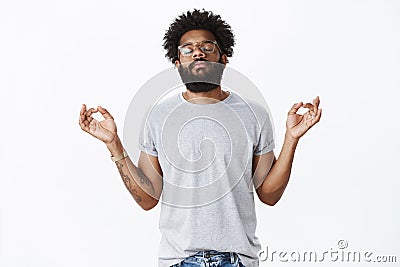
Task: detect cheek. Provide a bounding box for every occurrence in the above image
[179,58,191,64]
[214,53,225,64]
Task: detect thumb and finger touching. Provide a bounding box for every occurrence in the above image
[79,104,116,133]
[98,106,115,120]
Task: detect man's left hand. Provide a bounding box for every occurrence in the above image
[286,96,322,140]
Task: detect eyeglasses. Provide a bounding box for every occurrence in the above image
[178,40,221,57]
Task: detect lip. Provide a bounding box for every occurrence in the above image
[191,61,208,70]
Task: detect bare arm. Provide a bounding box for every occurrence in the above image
[254,96,322,206]
[107,137,162,210]
[79,104,162,210]
[254,136,297,206]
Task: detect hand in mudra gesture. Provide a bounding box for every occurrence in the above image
[286,96,322,140]
[79,104,117,144]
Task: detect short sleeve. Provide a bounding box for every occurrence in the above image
[253,109,275,156]
[138,113,158,157]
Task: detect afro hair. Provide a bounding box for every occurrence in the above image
[163,9,235,63]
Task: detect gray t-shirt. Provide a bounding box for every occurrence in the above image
[138,91,275,267]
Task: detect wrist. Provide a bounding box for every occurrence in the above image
[106,136,124,156]
[111,149,128,162]
[284,132,300,146]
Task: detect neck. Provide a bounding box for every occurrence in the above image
[183,86,229,104]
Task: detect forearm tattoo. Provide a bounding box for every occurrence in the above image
[136,167,153,189]
[116,161,142,203]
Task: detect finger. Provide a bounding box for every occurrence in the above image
[315,96,320,108]
[302,103,316,117]
[80,113,90,128]
[288,102,303,115]
[98,106,114,120]
[85,107,97,118]
[82,117,90,128]
[80,105,87,120]
[79,115,90,132]
[80,104,93,123]
[314,96,320,113]
[317,108,322,121]
[80,104,86,116]
[306,111,315,121]
[81,109,93,126]
[79,106,96,130]
[84,107,94,117]
[79,113,84,124]
[310,108,322,126]
[312,97,318,115]
[302,103,313,109]
[79,109,87,124]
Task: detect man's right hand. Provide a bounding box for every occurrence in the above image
[79,104,117,145]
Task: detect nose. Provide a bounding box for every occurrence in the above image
[191,46,205,60]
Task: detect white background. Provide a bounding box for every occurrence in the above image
[1,0,399,266]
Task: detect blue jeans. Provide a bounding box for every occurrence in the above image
[170,250,245,267]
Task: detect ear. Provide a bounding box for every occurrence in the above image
[220,54,228,65]
[174,59,180,68]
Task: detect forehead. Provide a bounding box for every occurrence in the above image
[179,29,216,44]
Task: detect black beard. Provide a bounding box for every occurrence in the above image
[185,81,218,93]
[177,59,225,93]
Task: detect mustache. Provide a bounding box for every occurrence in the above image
[189,58,209,70]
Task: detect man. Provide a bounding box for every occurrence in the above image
[79,9,321,267]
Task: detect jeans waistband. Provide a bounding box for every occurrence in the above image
[198,250,230,257]
[193,250,236,262]
[171,251,239,266]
